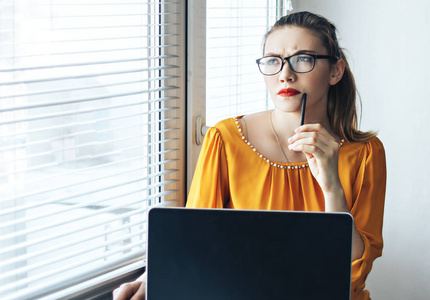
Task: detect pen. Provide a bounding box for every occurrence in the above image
[300,93,307,126]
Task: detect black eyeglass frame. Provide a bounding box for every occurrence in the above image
[256,54,339,75]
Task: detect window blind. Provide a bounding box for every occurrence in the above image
[0,1,184,299]
[206,0,292,126]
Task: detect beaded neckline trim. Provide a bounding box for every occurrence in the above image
[234,116,308,169]
[234,116,345,170]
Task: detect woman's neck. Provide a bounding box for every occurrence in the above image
[271,107,335,139]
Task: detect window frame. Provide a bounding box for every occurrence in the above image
[186,0,207,191]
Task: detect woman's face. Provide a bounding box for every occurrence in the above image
[263,26,337,115]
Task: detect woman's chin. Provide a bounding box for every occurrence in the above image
[272,102,301,114]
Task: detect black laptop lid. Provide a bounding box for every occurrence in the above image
[147,208,353,300]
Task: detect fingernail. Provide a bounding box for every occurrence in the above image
[288,137,293,143]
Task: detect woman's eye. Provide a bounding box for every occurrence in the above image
[297,55,312,63]
[266,58,280,65]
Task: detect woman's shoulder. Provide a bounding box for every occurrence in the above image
[209,117,238,136]
[368,135,384,150]
[363,135,386,162]
[350,136,384,154]
[240,111,269,126]
[212,116,236,129]
[212,112,267,126]
[205,117,241,144]
[211,112,266,134]
[342,135,385,166]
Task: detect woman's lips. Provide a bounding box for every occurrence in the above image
[277,88,301,97]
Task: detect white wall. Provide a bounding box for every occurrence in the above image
[291,1,430,299]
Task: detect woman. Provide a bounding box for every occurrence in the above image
[114,11,386,300]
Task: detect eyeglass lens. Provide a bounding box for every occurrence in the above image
[258,54,315,75]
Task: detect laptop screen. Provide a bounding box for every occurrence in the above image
[147,208,353,300]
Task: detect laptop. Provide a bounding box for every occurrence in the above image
[146,207,353,300]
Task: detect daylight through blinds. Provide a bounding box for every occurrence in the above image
[0,1,183,299]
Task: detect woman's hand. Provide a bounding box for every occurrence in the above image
[287,123,342,194]
[113,280,146,300]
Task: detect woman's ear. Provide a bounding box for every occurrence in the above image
[329,58,345,86]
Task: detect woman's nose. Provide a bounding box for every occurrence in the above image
[278,61,296,82]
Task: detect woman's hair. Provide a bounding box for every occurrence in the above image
[264,11,375,142]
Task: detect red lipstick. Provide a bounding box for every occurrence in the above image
[277,88,301,97]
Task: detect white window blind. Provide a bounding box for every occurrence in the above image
[0,1,184,299]
[206,0,292,126]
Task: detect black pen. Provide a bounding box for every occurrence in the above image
[299,93,307,126]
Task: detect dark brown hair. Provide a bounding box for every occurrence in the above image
[264,11,375,142]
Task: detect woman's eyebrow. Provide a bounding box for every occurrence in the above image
[264,50,318,57]
[295,49,318,54]
[263,52,281,57]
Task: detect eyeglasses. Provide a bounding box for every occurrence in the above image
[256,53,339,75]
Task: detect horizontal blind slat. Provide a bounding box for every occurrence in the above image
[1,147,179,193]
[0,23,179,34]
[0,12,179,22]
[205,1,278,124]
[0,33,180,48]
[208,44,263,50]
[1,179,178,240]
[0,155,177,211]
[1,121,177,153]
[0,128,178,166]
[1,1,181,7]
[0,212,149,268]
[206,81,264,89]
[0,190,178,253]
[207,25,268,29]
[1,162,178,216]
[0,138,179,178]
[0,44,179,61]
[0,103,179,125]
[0,86,178,112]
[0,226,148,280]
[0,55,178,72]
[0,145,178,205]
[0,65,179,86]
[0,107,178,138]
[0,75,179,99]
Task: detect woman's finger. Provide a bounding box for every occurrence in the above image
[130,282,146,300]
[113,281,146,300]
[289,134,335,153]
[294,123,335,141]
[288,132,330,150]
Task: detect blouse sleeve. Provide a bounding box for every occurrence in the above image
[350,137,387,298]
[186,126,230,208]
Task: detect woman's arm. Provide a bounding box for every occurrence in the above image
[186,126,229,208]
[289,125,387,295]
[288,123,366,261]
[323,187,364,261]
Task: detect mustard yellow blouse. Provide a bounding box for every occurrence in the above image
[187,116,386,300]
